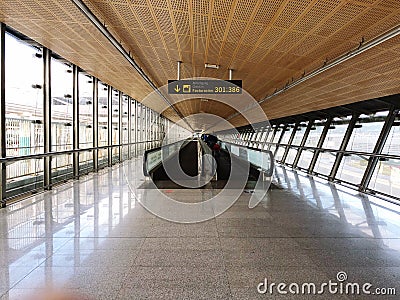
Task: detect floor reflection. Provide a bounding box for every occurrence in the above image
[0,160,399,298]
[273,164,400,245]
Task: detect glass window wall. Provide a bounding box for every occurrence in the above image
[369,114,400,196]
[337,112,388,185]
[98,82,108,168]
[78,72,94,174]
[5,32,44,195]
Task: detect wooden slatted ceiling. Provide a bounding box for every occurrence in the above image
[1,0,400,129]
[81,0,400,127]
[0,0,183,125]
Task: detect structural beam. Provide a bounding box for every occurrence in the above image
[359,106,398,191]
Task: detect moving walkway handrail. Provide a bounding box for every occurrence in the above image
[0,140,159,164]
[219,140,274,176]
[143,138,193,176]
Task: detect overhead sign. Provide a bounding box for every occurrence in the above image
[168,79,242,94]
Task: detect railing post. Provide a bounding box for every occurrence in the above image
[93,78,98,171]
[43,47,52,190]
[0,23,6,206]
[72,65,79,178]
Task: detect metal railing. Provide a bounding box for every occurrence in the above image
[0,140,161,204]
[220,140,274,177]
[143,138,192,176]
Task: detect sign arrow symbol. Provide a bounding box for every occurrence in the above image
[174,85,181,92]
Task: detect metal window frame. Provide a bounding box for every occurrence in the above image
[72,65,79,178]
[118,91,123,162]
[308,117,332,174]
[292,120,314,168]
[93,77,99,171]
[107,85,112,167]
[0,23,6,206]
[328,113,360,181]
[127,96,132,159]
[0,24,174,206]
[281,122,300,163]
[359,106,398,191]
[273,124,288,157]
[43,47,52,189]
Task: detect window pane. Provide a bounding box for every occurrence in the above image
[280,125,294,144]
[292,122,309,146]
[297,121,325,169]
[285,148,298,165]
[275,126,293,162]
[297,149,314,170]
[382,120,400,156]
[314,152,336,176]
[275,146,285,161]
[314,117,351,176]
[369,158,400,197]
[5,32,44,192]
[285,122,309,165]
[112,89,120,162]
[263,127,275,150]
[79,72,93,149]
[321,117,350,149]
[79,72,94,174]
[98,82,108,167]
[121,95,129,159]
[51,57,73,182]
[337,112,388,184]
[305,121,325,147]
[368,114,400,197]
[272,127,282,143]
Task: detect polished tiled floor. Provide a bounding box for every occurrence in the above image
[0,158,399,299]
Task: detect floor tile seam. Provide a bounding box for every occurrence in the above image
[0,262,45,298]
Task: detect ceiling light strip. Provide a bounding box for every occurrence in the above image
[70,0,193,130]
